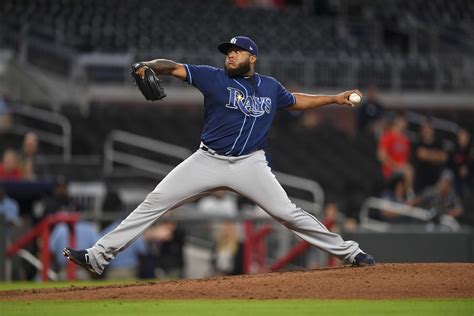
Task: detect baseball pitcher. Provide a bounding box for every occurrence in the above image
[64,36,375,275]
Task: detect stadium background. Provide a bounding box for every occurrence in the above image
[0,0,473,283]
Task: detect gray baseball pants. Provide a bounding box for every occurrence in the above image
[87,148,362,274]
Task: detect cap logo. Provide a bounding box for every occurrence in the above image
[249,47,253,51]
[230,38,237,44]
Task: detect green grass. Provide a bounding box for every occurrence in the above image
[0,299,472,316]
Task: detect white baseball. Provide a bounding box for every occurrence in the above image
[349,93,361,105]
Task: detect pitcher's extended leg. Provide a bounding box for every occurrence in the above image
[88,151,225,274]
[230,151,362,262]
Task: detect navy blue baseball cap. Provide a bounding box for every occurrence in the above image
[218,36,258,56]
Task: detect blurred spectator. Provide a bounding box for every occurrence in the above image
[357,85,385,138]
[323,202,343,266]
[343,217,358,231]
[49,213,100,280]
[0,148,22,180]
[323,202,341,233]
[102,189,125,213]
[213,220,240,275]
[33,178,77,223]
[381,173,411,204]
[197,191,238,217]
[379,173,412,223]
[141,221,185,279]
[448,128,474,197]
[101,219,148,280]
[19,132,40,180]
[301,110,321,130]
[377,113,413,190]
[0,186,21,242]
[0,95,12,133]
[415,170,463,222]
[198,191,242,275]
[413,121,448,193]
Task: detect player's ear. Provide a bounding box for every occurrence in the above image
[250,55,257,64]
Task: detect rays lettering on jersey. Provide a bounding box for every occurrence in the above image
[226,87,272,117]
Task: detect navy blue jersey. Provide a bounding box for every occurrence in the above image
[184,64,296,156]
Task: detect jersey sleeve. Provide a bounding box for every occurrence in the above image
[276,81,296,109]
[184,64,219,95]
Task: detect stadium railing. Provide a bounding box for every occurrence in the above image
[359,197,461,232]
[67,182,107,221]
[9,103,72,162]
[6,212,80,281]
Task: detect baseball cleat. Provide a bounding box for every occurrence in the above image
[352,252,375,267]
[63,247,97,274]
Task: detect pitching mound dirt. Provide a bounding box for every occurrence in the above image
[1,263,473,301]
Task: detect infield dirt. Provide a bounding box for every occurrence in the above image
[1,263,472,301]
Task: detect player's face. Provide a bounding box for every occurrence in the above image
[225,47,253,77]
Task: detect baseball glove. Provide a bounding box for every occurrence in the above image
[131,62,167,101]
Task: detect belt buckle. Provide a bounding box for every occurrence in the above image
[201,145,215,155]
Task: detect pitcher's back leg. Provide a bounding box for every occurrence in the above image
[87,150,228,274]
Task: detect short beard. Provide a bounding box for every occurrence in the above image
[225,60,251,77]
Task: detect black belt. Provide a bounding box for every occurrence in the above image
[200,144,216,155]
